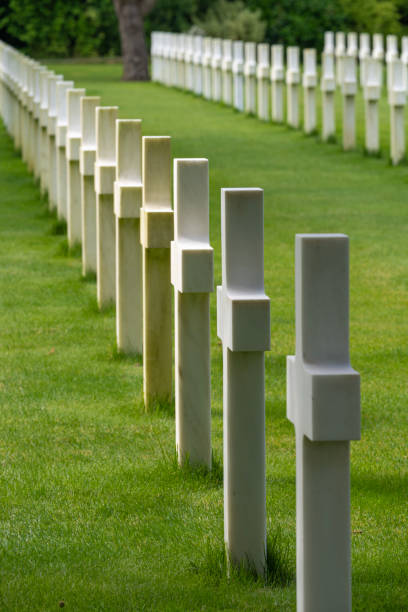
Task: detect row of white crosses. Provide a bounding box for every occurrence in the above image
[1,40,361,610]
[327,31,408,91]
[325,30,407,163]
[153,31,407,164]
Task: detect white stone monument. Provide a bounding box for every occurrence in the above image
[286,46,300,128]
[386,34,399,92]
[193,36,203,96]
[303,49,317,135]
[244,42,257,115]
[140,136,173,409]
[114,120,143,354]
[217,187,270,577]
[39,70,53,196]
[66,88,85,247]
[347,32,358,58]
[32,65,46,182]
[186,35,195,92]
[176,34,186,89]
[324,31,334,54]
[222,40,233,106]
[80,96,100,276]
[257,43,270,121]
[372,33,384,58]
[335,32,346,86]
[55,80,74,221]
[211,38,222,102]
[389,58,406,165]
[341,56,357,150]
[95,106,118,308]
[162,33,170,87]
[271,44,284,122]
[363,58,381,154]
[321,52,336,142]
[359,33,371,87]
[169,34,178,88]
[372,33,384,87]
[402,36,408,94]
[203,37,212,100]
[171,158,213,468]
[287,233,360,612]
[232,41,244,112]
[47,73,62,211]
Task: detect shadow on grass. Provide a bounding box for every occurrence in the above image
[176,451,223,487]
[55,238,82,258]
[49,218,67,235]
[80,270,97,284]
[192,529,294,588]
[110,343,143,366]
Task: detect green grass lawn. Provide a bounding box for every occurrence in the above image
[0,63,407,610]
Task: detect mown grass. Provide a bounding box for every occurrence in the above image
[0,63,407,609]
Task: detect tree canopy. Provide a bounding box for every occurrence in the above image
[0,0,406,59]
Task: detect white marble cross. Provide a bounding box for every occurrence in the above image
[341,56,357,150]
[363,58,382,154]
[211,38,222,102]
[386,35,399,92]
[217,188,270,577]
[287,233,360,612]
[402,37,408,94]
[321,52,336,141]
[95,106,118,308]
[32,65,46,182]
[47,73,62,211]
[286,46,300,128]
[232,41,244,112]
[113,119,143,354]
[80,96,100,275]
[324,31,334,54]
[55,80,74,221]
[185,35,194,92]
[169,33,178,88]
[193,35,203,96]
[244,42,257,115]
[140,136,173,409]
[39,70,54,196]
[66,88,86,247]
[257,43,270,120]
[171,158,213,468]
[389,59,406,165]
[335,32,346,86]
[221,40,233,105]
[203,37,213,100]
[302,49,317,134]
[347,32,358,58]
[373,33,384,61]
[271,44,284,122]
[176,34,186,89]
[359,33,371,87]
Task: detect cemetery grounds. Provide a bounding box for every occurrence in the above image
[0,63,407,610]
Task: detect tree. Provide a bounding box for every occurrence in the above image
[112,0,157,80]
[194,0,267,42]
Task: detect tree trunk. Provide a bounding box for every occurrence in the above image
[113,0,156,81]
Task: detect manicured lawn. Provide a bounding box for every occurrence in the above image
[0,63,407,610]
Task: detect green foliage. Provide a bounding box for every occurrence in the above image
[246,0,347,51]
[0,0,120,58]
[194,0,266,42]
[339,0,401,35]
[1,0,408,59]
